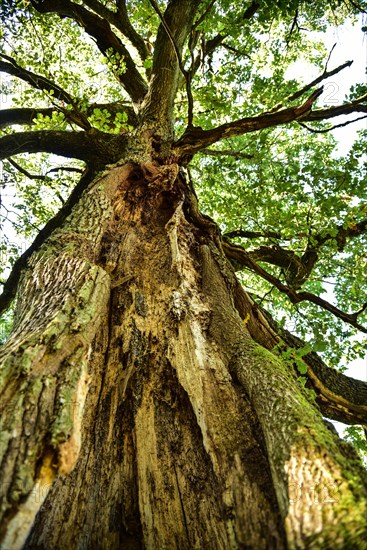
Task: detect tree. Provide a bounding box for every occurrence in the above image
[1,0,367,547]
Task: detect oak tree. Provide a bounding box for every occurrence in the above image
[1,0,367,547]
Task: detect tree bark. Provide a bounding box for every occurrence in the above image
[0,158,366,549]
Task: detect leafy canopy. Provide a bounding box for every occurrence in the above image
[0,0,367,374]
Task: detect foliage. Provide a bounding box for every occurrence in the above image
[0,0,367,453]
[343,425,367,465]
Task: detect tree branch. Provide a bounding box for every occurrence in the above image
[0,102,138,130]
[0,107,55,128]
[246,245,316,290]
[189,2,259,78]
[83,0,149,60]
[250,302,367,426]
[29,0,148,103]
[299,114,367,133]
[0,129,128,164]
[0,53,74,103]
[223,240,367,333]
[192,0,216,30]
[224,229,281,239]
[6,158,83,182]
[315,218,367,250]
[268,59,353,113]
[200,148,254,159]
[0,54,90,129]
[7,158,48,180]
[140,0,200,135]
[305,93,367,122]
[226,217,367,290]
[174,88,324,158]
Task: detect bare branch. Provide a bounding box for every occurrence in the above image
[305,93,367,122]
[268,60,353,112]
[222,240,367,333]
[174,88,324,158]
[7,158,47,180]
[30,0,148,103]
[6,159,83,182]
[299,114,367,133]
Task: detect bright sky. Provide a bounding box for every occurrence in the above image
[286,16,367,153]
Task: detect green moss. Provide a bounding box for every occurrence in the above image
[50,355,87,446]
[10,463,34,503]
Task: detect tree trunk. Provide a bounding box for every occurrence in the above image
[0,159,366,549]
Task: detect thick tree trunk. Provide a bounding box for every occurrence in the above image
[0,160,366,549]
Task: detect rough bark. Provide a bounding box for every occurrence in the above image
[1,160,366,549]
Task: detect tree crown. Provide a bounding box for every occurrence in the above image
[0,0,366,370]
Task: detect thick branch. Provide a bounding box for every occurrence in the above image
[140,0,200,135]
[0,129,128,164]
[0,54,90,129]
[30,0,148,103]
[0,107,55,128]
[246,245,316,289]
[175,88,367,158]
[245,299,367,426]
[226,216,367,290]
[82,0,149,60]
[174,88,324,157]
[278,324,367,425]
[224,229,281,239]
[305,93,367,122]
[0,102,138,130]
[315,218,367,250]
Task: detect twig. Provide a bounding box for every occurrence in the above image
[324,43,336,72]
[299,114,367,133]
[192,0,217,31]
[200,148,254,159]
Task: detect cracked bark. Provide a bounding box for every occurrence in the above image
[1,162,366,549]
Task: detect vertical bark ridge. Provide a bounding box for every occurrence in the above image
[0,165,130,545]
